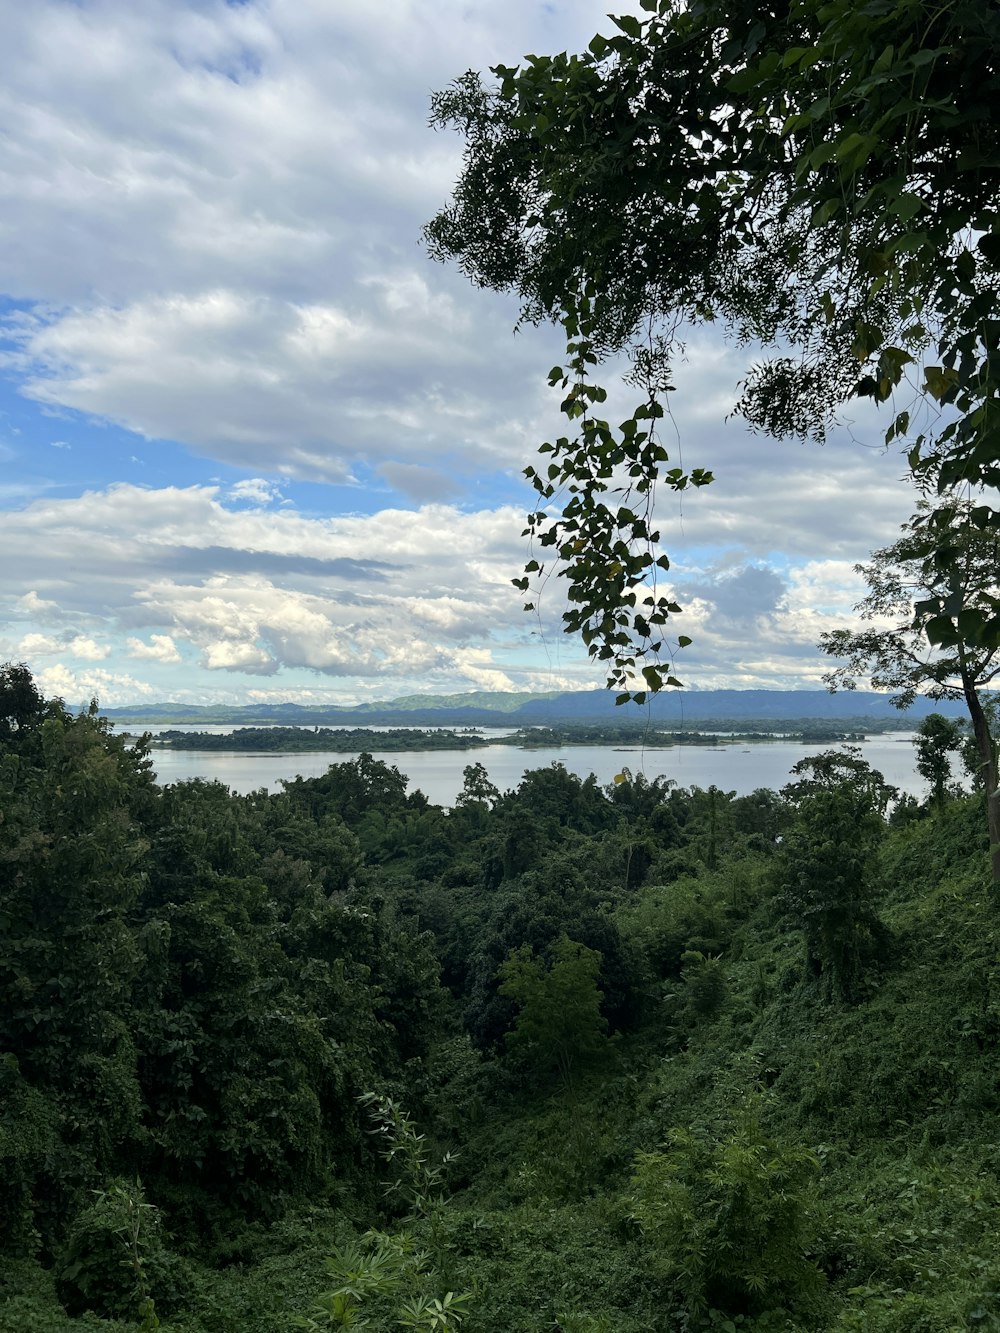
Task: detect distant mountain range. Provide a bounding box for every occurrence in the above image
[101,688,973,729]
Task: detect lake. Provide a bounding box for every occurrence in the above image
[142,730,934,805]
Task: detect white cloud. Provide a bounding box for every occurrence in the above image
[126,633,182,662]
[202,639,276,673]
[0,469,923,703]
[0,0,629,301]
[0,483,563,697]
[0,0,934,704]
[786,560,867,618]
[69,635,111,661]
[17,631,61,656]
[0,0,625,487]
[450,648,517,692]
[228,478,282,505]
[34,664,159,708]
[17,590,59,616]
[13,286,558,481]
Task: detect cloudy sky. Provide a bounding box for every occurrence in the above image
[0,0,922,707]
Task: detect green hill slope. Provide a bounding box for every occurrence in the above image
[4,683,999,1331]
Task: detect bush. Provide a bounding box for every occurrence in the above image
[618,876,734,981]
[57,1179,185,1324]
[628,1101,824,1320]
[680,950,729,1023]
[0,1054,58,1257]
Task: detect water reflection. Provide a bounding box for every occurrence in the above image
[146,733,928,806]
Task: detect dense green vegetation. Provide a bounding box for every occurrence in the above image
[4,664,1000,1330]
[151,723,879,755]
[506,725,873,747]
[152,727,493,754]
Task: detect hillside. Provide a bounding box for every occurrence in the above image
[4,675,1000,1331]
[100,687,973,729]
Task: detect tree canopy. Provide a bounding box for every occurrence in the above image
[821,501,1000,882]
[427,0,1000,695]
[9,665,1000,1329]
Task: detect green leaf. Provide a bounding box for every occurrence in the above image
[889,191,923,223]
[872,43,895,74]
[726,66,762,94]
[782,45,812,67]
[924,366,958,401]
[808,141,840,168]
[611,13,642,38]
[812,197,840,225]
[925,615,958,647]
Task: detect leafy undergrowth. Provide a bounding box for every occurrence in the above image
[6,742,1000,1330]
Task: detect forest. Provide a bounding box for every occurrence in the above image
[4,663,1000,1332]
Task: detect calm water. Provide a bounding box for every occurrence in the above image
[143,731,931,806]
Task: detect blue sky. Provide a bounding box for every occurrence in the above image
[0,0,922,707]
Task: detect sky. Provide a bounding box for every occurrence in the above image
[0,0,926,708]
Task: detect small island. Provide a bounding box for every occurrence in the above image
[149,726,493,753]
[148,721,872,753]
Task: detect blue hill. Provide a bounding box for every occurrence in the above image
[101,689,972,728]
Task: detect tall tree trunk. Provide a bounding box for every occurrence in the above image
[960,660,1000,887]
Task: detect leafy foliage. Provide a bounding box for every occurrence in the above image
[0,661,47,744]
[296,1232,470,1332]
[629,1102,823,1319]
[299,1099,470,1332]
[914,712,965,811]
[821,501,1000,881]
[498,935,609,1091]
[360,1093,458,1222]
[57,1180,173,1327]
[427,0,1000,691]
[776,751,892,1002]
[7,669,1000,1330]
[679,950,729,1024]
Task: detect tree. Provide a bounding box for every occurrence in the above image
[915,713,964,812]
[781,746,898,817]
[497,934,608,1091]
[453,762,500,828]
[282,753,411,825]
[0,681,156,1242]
[427,0,1000,693]
[961,694,1000,795]
[463,861,636,1049]
[821,503,1000,884]
[778,750,893,1002]
[0,661,46,745]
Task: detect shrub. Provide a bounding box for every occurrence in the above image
[628,1102,824,1319]
[680,950,729,1023]
[57,1179,183,1325]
